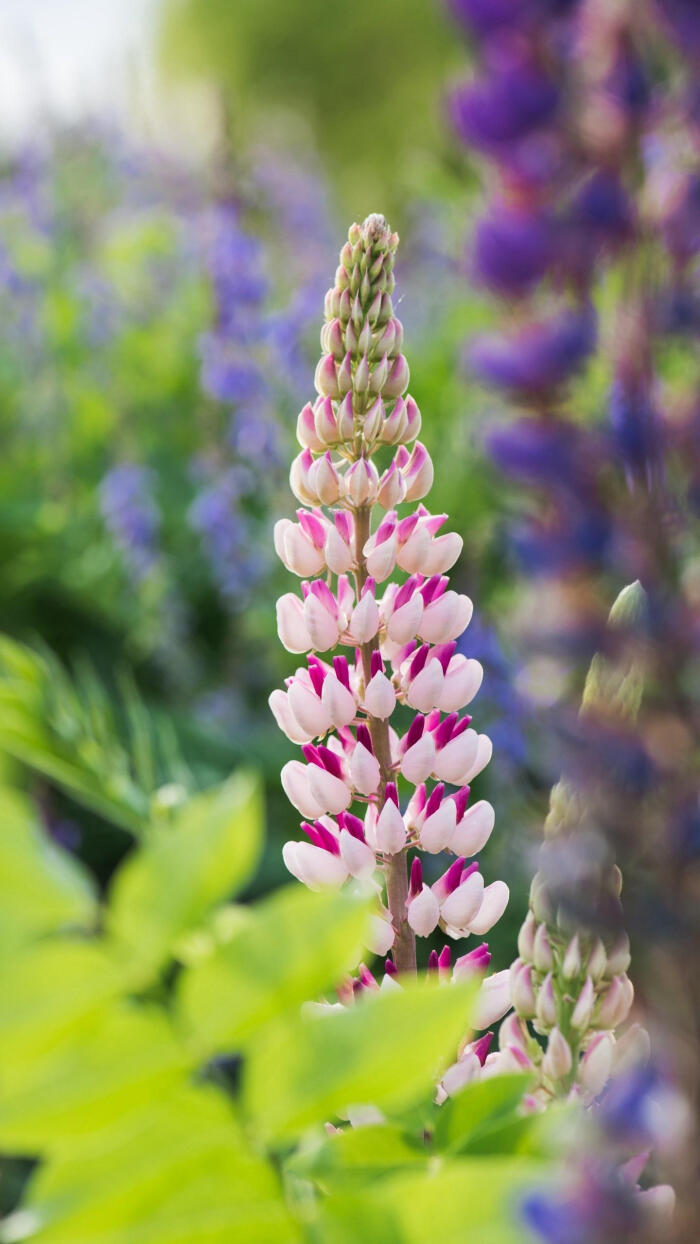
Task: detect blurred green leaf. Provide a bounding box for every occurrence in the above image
[244,977,479,1142]
[18,1088,300,1243]
[0,787,96,951]
[0,942,124,1077]
[107,772,262,972]
[319,1157,547,1244]
[178,885,371,1055]
[0,1004,189,1153]
[287,1123,429,1189]
[432,1073,532,1153]
[0,636,149,834]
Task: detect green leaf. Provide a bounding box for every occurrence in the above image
[178,885,371,1055]
[0,942,124,1076]
[107,772,263,973]
[244,977,479,1142]
[319,1156,548,1244]
[0,1003,189,1152]
[287,1123,429,1188]
[16,1088,300,1243]
[0,637,147,834]
[0,637,195,836]
[0,788,96,951]
[432,1073,531,1153]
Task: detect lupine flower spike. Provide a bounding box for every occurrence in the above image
[491,583,649,1105]
[271,215,509,1048]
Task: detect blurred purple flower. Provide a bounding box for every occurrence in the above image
[606,45,652,118]
[449,0,581,38]
[188,467,267,605]
[661,173,700,265]
[472,207,555,295]
[199,333,266,406]
[457,612,529,767]
[99,464,160,583]
[487,416,597,485]
[608,375,662,488]
[450,54,560,155]
[564,171,635,278]
[468,305,596,397]
[522,1167,640,1244]
[656,0,700,60]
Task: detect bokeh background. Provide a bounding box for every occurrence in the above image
[0,1,698,1233]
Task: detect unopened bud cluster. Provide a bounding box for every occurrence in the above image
[290,215,427,512]
[499,844,642,1105]
[271,216,509,1061]
[492,584,650,1106]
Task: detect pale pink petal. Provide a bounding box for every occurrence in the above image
[407,884,440,936]
[304,594,341,652]
[268,689,311,744]
[386,594,424,644]
[437,657,483,712]
[451,800,495,856]
[433,728,479,785]
[288,680,332,737]
[439,871,484,930]
[473,970,512,1028]
[281,760,325,818]
[468,880,510,935]
[419,592,473,644]
[364,671,396,719]
[419,800,457,853]
[366,914,395,956]
[284,525,326,576]
[349,743,381,795]
[339,829,376,881]
[459,733,493,784]
[423,531,463,576]
[321,673,357,728]
[350,592,380,643]
[276,594,312,653]
[324,526,354,575]
[406,659,444,713]
[400,733,436,784]
[282,841,348,889]
[374,800,407,854]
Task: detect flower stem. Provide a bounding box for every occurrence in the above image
[354,503,417,974]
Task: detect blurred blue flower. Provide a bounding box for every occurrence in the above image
[608,375,662,488]
[188,466,268,605]
[458,612,529,767]
[99,464,161,583]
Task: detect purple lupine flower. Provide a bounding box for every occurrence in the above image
[188,465,267,605]
[656,0,700,59]
[457,613,529,768]
[471,207,556,296]
[450,53,560,156]
[99,464,161,582]
[608,374,662,488]
[522,1168,641,1244]
[468,305,596,397]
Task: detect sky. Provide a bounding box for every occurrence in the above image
[0,0,162,146]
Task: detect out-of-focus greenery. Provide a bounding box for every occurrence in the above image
[0,766,559,1241]
[160,0,466,219]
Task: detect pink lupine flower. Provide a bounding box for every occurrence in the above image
[271,215,509,1083]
